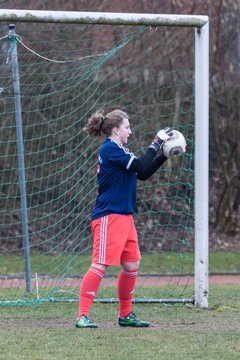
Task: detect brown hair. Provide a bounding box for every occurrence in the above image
[83,109,129,137]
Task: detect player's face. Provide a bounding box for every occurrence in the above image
[117,118,132,145]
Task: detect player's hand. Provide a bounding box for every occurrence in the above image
[149,127,174,152]
[156,127,174,141]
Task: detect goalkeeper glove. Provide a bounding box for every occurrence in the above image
[149,127,174,153]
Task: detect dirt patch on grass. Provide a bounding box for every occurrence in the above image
[1,318,240,331]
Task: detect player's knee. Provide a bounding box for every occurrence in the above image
[121,260,140,271]
[91,263,108,274]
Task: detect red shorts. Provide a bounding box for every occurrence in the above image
[91,214,141,266]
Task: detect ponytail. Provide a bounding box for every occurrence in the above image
[83,111,104,137]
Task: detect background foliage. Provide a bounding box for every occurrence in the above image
[0,0,239,250]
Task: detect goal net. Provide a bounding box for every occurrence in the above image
[0,11,209,306]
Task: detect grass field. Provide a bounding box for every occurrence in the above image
[0,285,240,360]
[1,253,240,359]
[1,251,240,306]
[1,251,240,276]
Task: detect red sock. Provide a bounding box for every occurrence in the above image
[77,266,105,318]
[118,268,138,318]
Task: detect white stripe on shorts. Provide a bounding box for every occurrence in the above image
[99,216,108,264]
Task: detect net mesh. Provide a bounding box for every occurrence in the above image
[0,22,194,305]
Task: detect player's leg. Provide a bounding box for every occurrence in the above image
[76,214,124,328]
[77,264,107,315]
[76,215,110,328]
[118,260,140,318]
[76,263,107,328]
[118,216,150,327]
[118,216,140,318]
[118,260,149,327]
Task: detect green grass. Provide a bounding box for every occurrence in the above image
[1,251,239,307]
[0,285,239,360]
[1,251,240,277]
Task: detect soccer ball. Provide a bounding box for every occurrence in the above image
[162,130,187,159]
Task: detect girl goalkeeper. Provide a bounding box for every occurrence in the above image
[76,109,173,328]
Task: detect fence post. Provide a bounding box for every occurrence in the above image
[9,23,31,293]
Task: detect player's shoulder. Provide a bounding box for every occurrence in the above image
[99,139,115,154]
[101,139,125,151]
[100,139,135,158]
[102,138,118,148]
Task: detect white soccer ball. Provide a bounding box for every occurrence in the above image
[162,130,187,159]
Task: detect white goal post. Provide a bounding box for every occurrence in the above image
[0,9,209,308]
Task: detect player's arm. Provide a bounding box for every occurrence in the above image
[129,148,167,180]
[136,151,167,181]
[129,127,173,180]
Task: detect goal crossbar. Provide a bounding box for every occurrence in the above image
[0,9,208,27]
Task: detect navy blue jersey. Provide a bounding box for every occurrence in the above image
[91,139,137,220]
